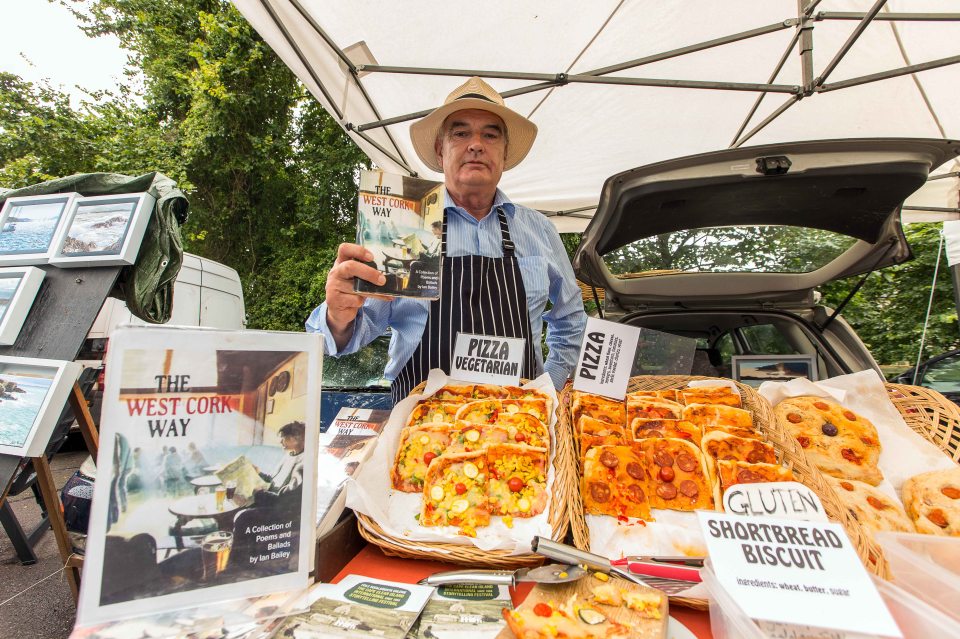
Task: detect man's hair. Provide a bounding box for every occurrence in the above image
[279,421,306,438]
[431,220,442,230]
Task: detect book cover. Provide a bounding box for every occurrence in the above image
[77,327,323,626]
[274,575,433,639]
[354,170,443,299]
[408,583,512,639]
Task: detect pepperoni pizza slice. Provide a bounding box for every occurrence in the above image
[579,433,626,461]
[626,389,681,404]
[630,418,702,445]
[637,438,713,511]
[700,431,777,478]
[486,443,549,518]
[420,451,490,536]
[626,397,684,422]
[682,404,754,430]
[572,391,626,426]
[680,385,742,408]
[456,398,550,425]
[714,460,794,509]
[408,401,460,427]
[391,424,453,492]
[824,475,915,534]
[582,445,651,520]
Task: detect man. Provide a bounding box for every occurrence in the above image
[308,77,586,403]
[255,421,305,505]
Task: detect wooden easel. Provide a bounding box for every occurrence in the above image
[0,265,122,602]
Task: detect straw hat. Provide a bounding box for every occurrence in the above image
[409,76,538,173]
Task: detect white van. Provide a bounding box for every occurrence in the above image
[78,253,246,421]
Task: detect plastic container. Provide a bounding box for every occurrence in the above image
[875,531,960,624]
[872,574,960,638]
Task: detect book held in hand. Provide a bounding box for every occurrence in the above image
[354,170,443,299]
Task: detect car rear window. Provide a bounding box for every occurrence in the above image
[603,225,858,276]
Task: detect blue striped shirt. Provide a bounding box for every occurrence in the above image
[306,189,586,389]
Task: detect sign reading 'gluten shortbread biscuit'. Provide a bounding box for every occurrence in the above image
[572,317,641,400]
[451,332,524,385]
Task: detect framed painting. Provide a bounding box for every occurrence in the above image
[49,192,156,267]
[732,354,818,388]
[0,266,45,345]
[0,193,77,265]
[0,356,82,457]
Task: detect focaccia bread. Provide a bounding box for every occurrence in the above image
[582,445,651,520]
[420,451,490,536]
[901,467,960,536]
[774,396,882,485]
[824,476,915,534]
[391,424,452,492]
[626,389,680,404]
[700,431,777,478]
[456,398,550,425]
[637,438,713,511]
[407,401,460,427]
[682,404,754,430]
[486,444,549,517]
[626,398,683,422]
[680,384,742,408]
[714,460,795,509]
[572,391,626,426]
[630,418,701,445]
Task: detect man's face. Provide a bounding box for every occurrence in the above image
[435,109,507,194]
[281,433,304,454]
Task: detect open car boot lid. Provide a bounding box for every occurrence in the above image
[574,138,960,309]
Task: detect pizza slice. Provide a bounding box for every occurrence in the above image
[432,384,477,402]
[494,411,551,449]
[420,451,490,536]
[702,424,762,440]
[714,460,795,509]
[456,398,550,425]
[486,443,549,518]
[630,418,702,445]
[571,390,626,426]
[902,467,960,536]
[579,433,625,461]
[582,445,651,520]
[408,401,460,427]
[391,424,452,492]
[626,397,683,422]
[824,476,915,534]
[637,438,713,511]
[680,384,742,408]
[445,422,510,454]
[700,431,777,478]
[578,415,627,439]
[503,386,554,415]
[682,403,753,430]
[502,598,635,639]
[626,389,681,404]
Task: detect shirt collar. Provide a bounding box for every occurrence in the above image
[443,187,516,221]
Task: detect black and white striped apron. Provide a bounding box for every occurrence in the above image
[391,207,540,404]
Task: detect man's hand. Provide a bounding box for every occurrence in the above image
[325,243,387,350]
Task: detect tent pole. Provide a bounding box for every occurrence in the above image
[815,0,887,87]
[820,55,960,92]
[798,0,816,94]
[818,12,960,21]
[732,95,802,148]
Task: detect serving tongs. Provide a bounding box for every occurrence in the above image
[531,536,703,595]
[419,563,587,588]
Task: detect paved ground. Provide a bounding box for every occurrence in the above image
[0,447,87,639]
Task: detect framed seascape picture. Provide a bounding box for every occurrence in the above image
[732,354,818,388]
[0,267,45,345]
[0,193,77,266]
[0,356,82,457]
[49,192,156,268]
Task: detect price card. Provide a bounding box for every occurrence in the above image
[451,332,524,386]
[698,512,901,637]
[572,317,641,400]
[723,482,829,523]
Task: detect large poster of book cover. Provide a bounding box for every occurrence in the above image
[354,170,443,299]
[77,327,323,626]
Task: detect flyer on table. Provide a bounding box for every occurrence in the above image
[77,327,323,626]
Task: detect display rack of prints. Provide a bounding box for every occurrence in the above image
[77,326,323,626]
[355,378,576,568]
[563,375,910,610]
[0,266,45,345]
[49,192,155,267]
[0,355,82,457]
[0,193,77,266]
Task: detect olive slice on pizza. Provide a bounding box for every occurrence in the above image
[637,438,713,511]
[408,401,460,427]
[680,384,742,408]
[456,398,550,425]
[824,476,915,534]
[626,389,680,404]
[682,403,754,430]
[391,424,453,492]
[486,443,549,518]
[714,460,795,510]
[631,418,702,445]
[774,396,882,486]
[626,397,683,422]
[572,390,626,426]
[700,431,777,478]
[582,445,652,520]
[902,467,960,536]
[420,451,491,536]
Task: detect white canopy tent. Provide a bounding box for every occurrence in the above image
[231,0,960,232]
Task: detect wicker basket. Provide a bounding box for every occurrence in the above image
[356,381,575,569]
